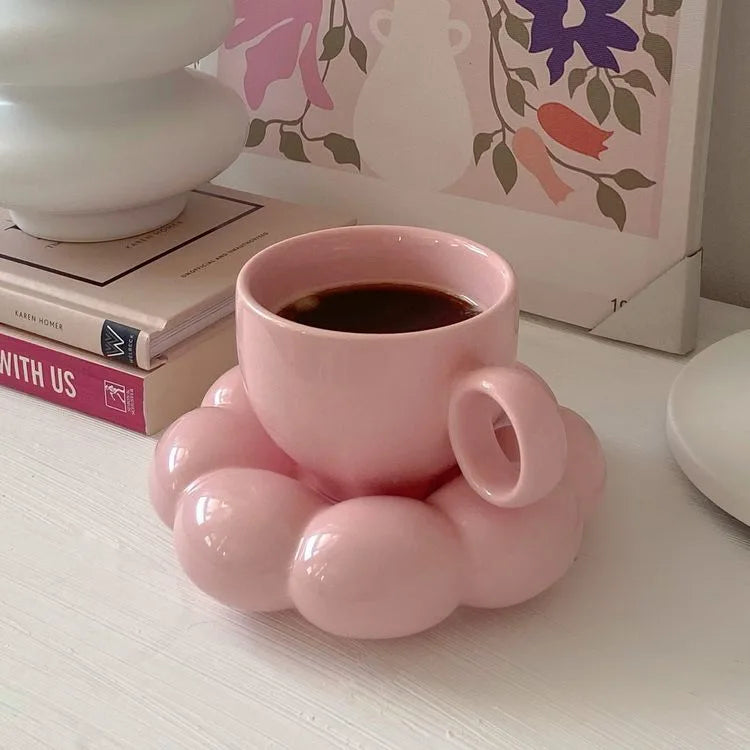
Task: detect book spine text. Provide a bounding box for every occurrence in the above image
[0,285,145,366]
[0,331,146,432]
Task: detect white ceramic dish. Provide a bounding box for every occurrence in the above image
[667,330,750,525]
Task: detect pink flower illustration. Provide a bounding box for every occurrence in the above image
[513,128,574,205]
[227,0,333,111]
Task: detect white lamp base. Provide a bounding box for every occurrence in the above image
[0,1,246,244]
[10,194,189,243]
[667,330,750,525]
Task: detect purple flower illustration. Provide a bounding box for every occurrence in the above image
[517,0,639,84]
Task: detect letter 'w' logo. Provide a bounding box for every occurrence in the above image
[100,320,140,365]
[103,325,125,358]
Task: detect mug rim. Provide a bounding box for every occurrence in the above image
[236,225,517,340]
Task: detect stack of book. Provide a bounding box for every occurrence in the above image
[0,185,352,434]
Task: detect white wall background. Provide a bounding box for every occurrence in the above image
[702,1,750,308]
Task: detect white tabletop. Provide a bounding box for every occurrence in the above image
[2,300,750,750]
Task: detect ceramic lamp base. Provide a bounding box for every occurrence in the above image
[0,1,246,243]
[667,330,750,526]
[10,194,189,243]
[149,366,606,639]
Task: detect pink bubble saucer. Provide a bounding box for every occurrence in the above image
[149,365,605,639]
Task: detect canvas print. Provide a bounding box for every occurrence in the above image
[218,0,683,237]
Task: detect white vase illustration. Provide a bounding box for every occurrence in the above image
[353,0,474,192]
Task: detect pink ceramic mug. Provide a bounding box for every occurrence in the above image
[236,225,567,506]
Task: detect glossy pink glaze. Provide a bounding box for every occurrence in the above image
[449,365,567,507]
[236,225,566,503]
[149,367,295,528]
[429,477,582,609]
[150,367,606,639]
[150,226,605,638]
[291,496,462,639]
[557,407,607,521]
[174,468,327,612]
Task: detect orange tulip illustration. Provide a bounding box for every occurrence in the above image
[537,103,613,159]
[513,128,574,205]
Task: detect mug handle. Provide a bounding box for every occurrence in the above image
[449,364,567,508]
[370,9,393,45]
[448,20,471,56]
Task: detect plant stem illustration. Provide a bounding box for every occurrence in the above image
[233,0,366,170]
[472,0,678,230]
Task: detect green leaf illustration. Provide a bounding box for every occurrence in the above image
[349,36,368,74]
[587,76,611,125]
[246,119,267,148]
[473,133,494,165]
[643,33,673,83]
[596,183,626,232]
[613,87,642,134]
[320,26,346,61]
[613,169,657,190]
[515,67,538,88]
[492,143,518,195]
[323,133,361,170]
[279,131,309,163]
[490,10,503,34]
[507,79,526,117]
[568,68,588,98]
[505,15,530,50]
[652,0,683,16]
[621,69,655,96]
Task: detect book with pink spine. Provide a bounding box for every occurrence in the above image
[0,317,237,435]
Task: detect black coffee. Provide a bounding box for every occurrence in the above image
[278,283,481,334]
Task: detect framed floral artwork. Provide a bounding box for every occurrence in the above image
[209,0,723,353]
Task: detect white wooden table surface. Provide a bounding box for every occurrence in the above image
[2,300,749,750]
